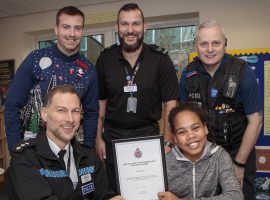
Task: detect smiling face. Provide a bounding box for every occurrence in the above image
[55,13,84,56]
[41,92,81,149]
[117,9,146,53]
[196,25,227,71]
[173,110,208,162]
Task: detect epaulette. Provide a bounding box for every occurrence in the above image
[101,43,119,54]
[13,138,36,152]
[148,44,168,55]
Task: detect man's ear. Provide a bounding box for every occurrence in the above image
[143,23,147,34]
[54,25,58,36]
[40,107,47,122]
[115,23,118,32]
[173,135,177,144]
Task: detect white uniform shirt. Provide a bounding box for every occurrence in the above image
[47,137,78,189]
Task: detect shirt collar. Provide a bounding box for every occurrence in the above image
[118,43,146,62]
[173,141,212,161]
[199,53,229,76]
[53,44,80,62]
[47,136,70,157]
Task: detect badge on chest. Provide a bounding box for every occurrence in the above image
[124,85,138,93]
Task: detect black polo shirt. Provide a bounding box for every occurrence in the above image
[96,43,179,129]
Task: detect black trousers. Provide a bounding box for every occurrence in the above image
[229,148,256,200]
[103,122,160,197]
[243,149,256,200]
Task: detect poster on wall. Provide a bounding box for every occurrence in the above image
[189,48,270,200]
[0,59,15,109]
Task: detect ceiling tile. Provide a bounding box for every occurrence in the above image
[25,0,81,11]
[0,0,123,18]
[0,10,9,18]
[75,0,116,5]
[1,0,42,15]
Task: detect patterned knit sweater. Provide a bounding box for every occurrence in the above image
[5,45,98,150]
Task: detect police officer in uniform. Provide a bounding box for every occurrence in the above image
[6,85,117,200]
[95,3,179,196]
[179,20,263,200]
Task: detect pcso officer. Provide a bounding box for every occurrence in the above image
[179,19,262,200]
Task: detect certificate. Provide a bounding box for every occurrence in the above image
[112,135,168,200]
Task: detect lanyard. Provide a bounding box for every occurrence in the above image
[124,62,140,85]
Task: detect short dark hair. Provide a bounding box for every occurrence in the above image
[169,103,208,134]
[117,3,144,23]
[43,85,81,107]
[169,103,215,142]
[56,6,85,27]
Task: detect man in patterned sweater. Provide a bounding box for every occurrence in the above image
[5,6,99,151]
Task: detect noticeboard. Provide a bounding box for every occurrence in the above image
[0,59,15,107]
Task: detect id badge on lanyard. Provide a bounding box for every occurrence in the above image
[127,94,137,113]
[124,85,137,93]
[123,62,140,113]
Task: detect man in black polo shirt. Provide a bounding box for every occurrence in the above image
[95,3,179,196]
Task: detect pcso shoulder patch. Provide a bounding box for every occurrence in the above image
[82,182,95,195]
[186,71,198,78]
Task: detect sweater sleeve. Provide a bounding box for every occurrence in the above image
[199,149,243,200]
[4,53,36,151]
[81,65,99,148]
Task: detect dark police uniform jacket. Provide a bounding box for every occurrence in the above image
[6,130,107,200]
[185,54,247,152]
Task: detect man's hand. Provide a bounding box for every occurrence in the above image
[163,100,178,154]
[95,137,106,160]
[164,146,172,153]
[109,195,124,200]
[95,100,107,161]
[158,192,181,200]
[234,165,245,187]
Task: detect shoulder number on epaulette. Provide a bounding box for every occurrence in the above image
[149,44,168,55]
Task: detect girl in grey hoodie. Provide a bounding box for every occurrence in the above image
[158,104,243,200]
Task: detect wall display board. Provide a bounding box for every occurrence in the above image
[189,48,270,199]
[0,60,15,108]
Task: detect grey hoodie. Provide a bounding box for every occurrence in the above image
[166,141,243,200]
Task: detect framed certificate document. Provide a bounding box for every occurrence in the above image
[112,135,168,200]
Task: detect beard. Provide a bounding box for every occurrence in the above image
[118,32,144,53]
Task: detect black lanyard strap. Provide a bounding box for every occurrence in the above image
[125,62,140,85]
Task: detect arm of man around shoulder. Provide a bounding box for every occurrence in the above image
[234,111,262,185]
[163,100,178,153]
[95,99,107,160]
[81,67,99,148]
